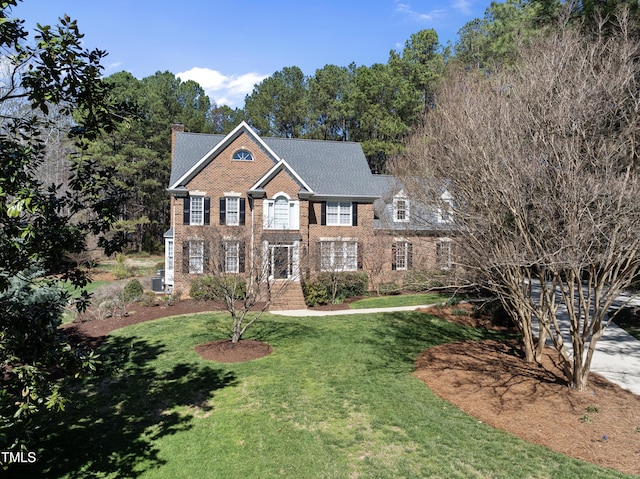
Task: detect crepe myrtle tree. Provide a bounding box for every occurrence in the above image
[0,1,125,450]
[189,227,302,343]
[394,10,640,391]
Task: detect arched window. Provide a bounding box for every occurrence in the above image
[232,149,253,161]
[273,196,289,229]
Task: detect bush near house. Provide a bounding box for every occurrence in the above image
[123,279,144,302]
[302,272,369,306]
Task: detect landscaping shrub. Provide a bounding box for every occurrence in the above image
[474,299,513,327]
[402,269,445,292]
[140,290,159,307]
[378,282,400,295]
[302,281,330,307]
[123,279,144,302]
[303,272,369,305]
[190,276,246,301]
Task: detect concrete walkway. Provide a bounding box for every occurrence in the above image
[271,303,640,396]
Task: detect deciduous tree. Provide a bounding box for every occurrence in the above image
[395,12,640,390]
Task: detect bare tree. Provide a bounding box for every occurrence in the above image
[190,228,302,343]
[394,11,640,390]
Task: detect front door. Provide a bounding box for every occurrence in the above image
[270,244,291,279]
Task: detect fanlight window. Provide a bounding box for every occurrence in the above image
[233,149,253,161]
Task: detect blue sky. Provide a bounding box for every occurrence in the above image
[14,0,491,108]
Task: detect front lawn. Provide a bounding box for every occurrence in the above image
[349,293,449,309]
[15,311,631,478]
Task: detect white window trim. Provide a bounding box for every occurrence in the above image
[225,197,240,226]
[394,240,409,271]
[190,196,204,226]
[224,241,240,273]
[393,197,410,223]
[326,201,352,226]
[166,239,174,271]
[264,192,299,230]
[438,191,454,224]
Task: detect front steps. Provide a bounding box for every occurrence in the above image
[268,280,307,310]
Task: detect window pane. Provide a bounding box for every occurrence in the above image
[226,197,239,226]
[274,197,289,229]
[395,242,407,270]
[345,242,357,270]
[226,242,239,273]
[327,202,339,225]
[191,196,204,225]
[167,240,174,270]
[339,202,351,225]
[189,241,204,274]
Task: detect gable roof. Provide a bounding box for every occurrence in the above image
[168,122,379,198]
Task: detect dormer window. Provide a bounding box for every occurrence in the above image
[438,191,453,223]
[233,149,253,161]
[393,197,409,223]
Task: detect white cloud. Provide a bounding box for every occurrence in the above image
[176,67,268,108]
[453,0,473,16]
[394,0,446,22]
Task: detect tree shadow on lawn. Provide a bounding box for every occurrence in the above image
[11,335,237,479]
[366,311,508,373]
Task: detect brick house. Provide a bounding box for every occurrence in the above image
[164,121,454,308]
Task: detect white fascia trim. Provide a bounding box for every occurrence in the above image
[249,158,314,194]
[169,121,283,190]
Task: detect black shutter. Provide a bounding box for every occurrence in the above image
[357,241,363,270]
[320,202,327,225]
[219,198,226,225]
[391,242,397,270]
[203,197,210,225]
[183,242,190,273]
[183,197,191,225]
[407,243,413,270]
[352,203,358,226]
[239,198,246,226]
[239,242,246,273]
[218,243,225,272]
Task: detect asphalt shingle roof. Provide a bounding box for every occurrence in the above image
[169,131,380,197]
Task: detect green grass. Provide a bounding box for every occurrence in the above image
[14,311,632,478]
[349,293,448,309]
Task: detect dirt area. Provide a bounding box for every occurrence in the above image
[62,300,640,476]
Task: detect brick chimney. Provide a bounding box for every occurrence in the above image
[171,123,185,162]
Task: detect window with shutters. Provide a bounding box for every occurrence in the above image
[225,197,240,226]
[190,197,204,225]
[393,241,409,270]
[326,201,352,225]
[224,241,239,273]
[189,241,204,274]
[183,196,210,226]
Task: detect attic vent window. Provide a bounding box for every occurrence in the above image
[233,150,253,161]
